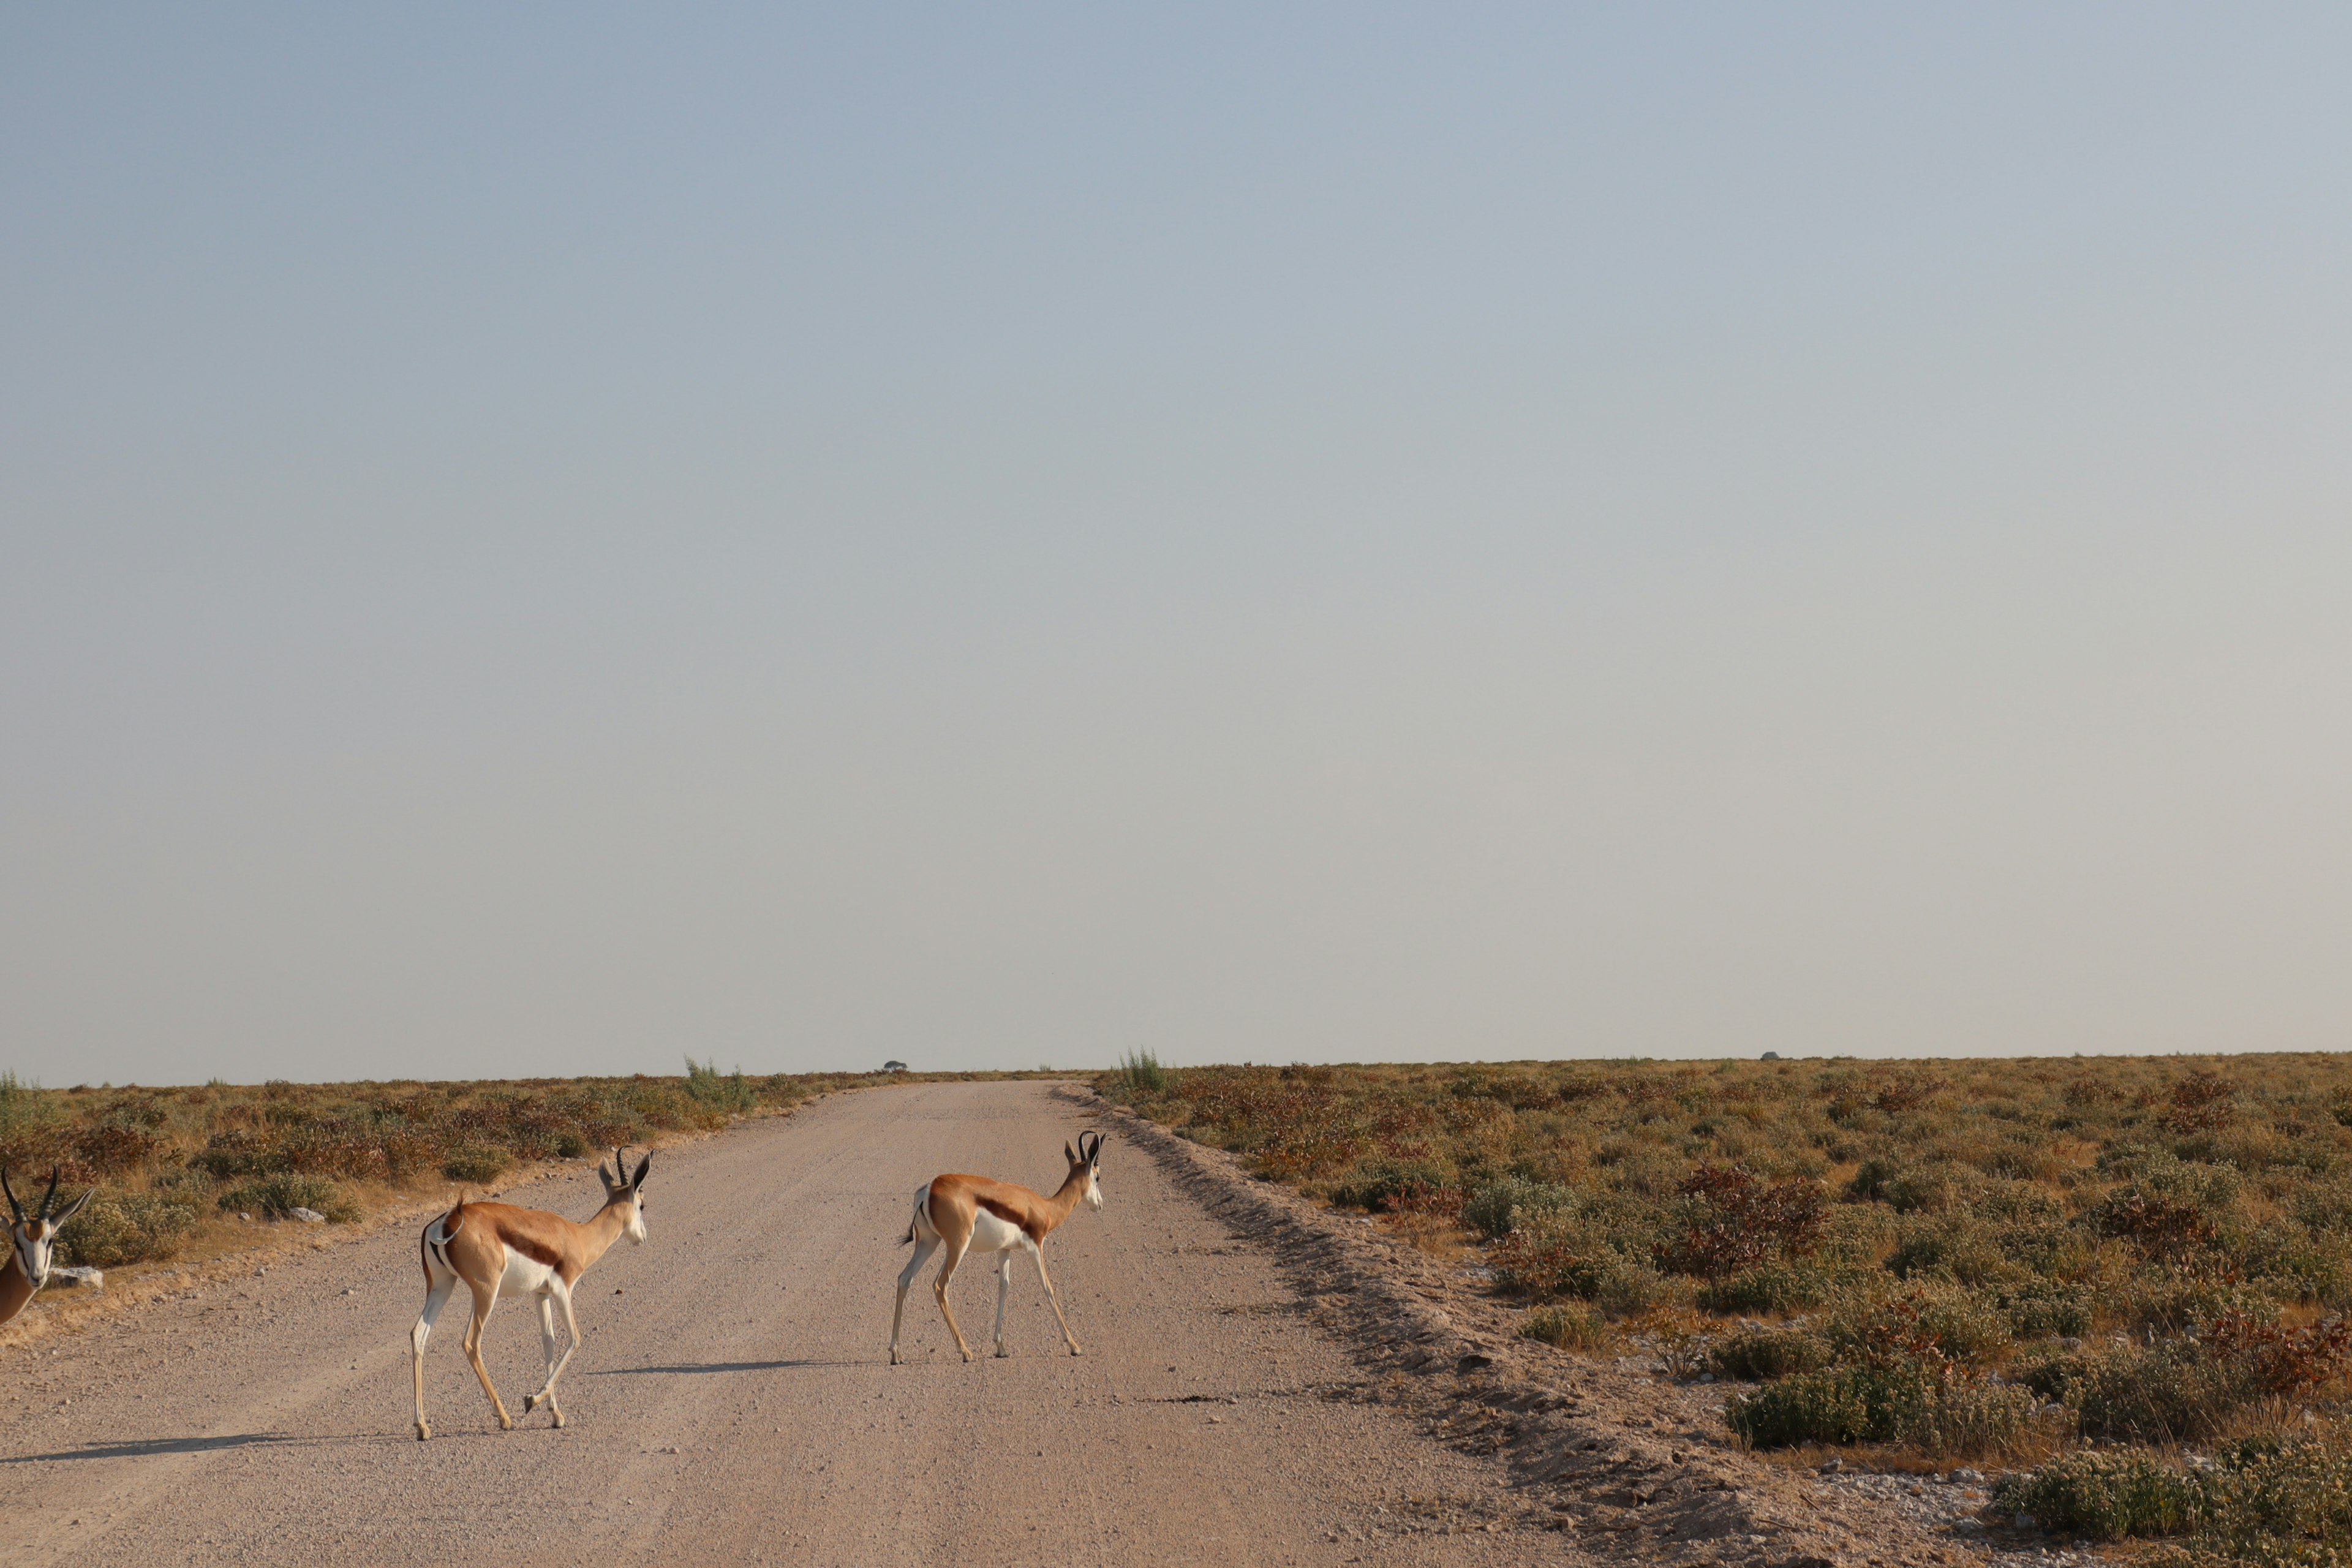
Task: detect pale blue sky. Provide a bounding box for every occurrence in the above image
[6,6,2350,1082]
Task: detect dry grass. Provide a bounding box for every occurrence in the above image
[1097,1052,2352,1561]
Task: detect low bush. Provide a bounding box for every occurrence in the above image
[1328,1158,1454,1213]
[53,1189,203,1268]
[1711,1325,1833,1381]
[1111,1049,1171,1098]
[1488,1216,1610,1300]
[216,1174,358,1223]
[1696,1259,1853,1314]
[1726,1360,1937,1448]
[1519,1304,1611,1351]
[1994,1450,2203,1540]
[440,1147,511,1184]
[1463,1177,1574,1240]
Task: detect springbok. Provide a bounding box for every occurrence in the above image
[2,1168,94,1327]
[410,1148,649,1440]
[890,1130,1103,1365]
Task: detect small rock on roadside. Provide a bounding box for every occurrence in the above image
[290,1207,327,1223]
[50,1266,103,1291]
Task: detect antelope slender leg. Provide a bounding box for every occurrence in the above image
[933,1237,975,1362]
[524,1290,573,1423]
[891,1237,939,1365]
[410,1272,458,1441]
[460,1281,514,1430]
[1030,1243,1082,1357]
[992,1251,1015,1357]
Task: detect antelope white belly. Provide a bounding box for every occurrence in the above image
[499,1246,558,1296]
[970,1208,1025,1253]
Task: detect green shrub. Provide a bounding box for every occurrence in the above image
[440,1147,510,1184]
[684,1057,756,1114]
[1697,1259,1854,1313]
[216,1174,358,1224]
[1591,1259,1683,1318]
[1490,1216,1612,1300]
[1904,1381,2041,1458]
[1519,1304,1612,1351]
[1996,1279,2097,1339]
[1994,1450,2202,1540]
[1726,1360,1936,1448]
[53,1189,203,1267]
[1711,1326,1833,1381]
[2070,1341,2264,1444]
[1329,1158,1454,1212]
[1463,1177,1574,1240]
[1113,1050,1171,1098]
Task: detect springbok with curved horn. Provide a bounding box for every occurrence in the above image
[1,1168,95,1327]
[410,1148,649,1440]
[891,1130,1103,1365]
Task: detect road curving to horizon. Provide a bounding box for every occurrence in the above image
[0,1081,1588,1567]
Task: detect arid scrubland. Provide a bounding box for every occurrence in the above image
[0,1064,995,1276]
[1099,1054,2352,1566]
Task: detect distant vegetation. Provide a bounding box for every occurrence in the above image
[0,1062,1030,1278]
[1098,1054,2352,1566]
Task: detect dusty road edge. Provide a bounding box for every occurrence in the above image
[1068,1087,1980,1568]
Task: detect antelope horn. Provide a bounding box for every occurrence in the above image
[0,1168,21,1226]
[40,1167,59,1221]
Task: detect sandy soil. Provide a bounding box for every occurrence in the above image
[0,1082,1596,1568]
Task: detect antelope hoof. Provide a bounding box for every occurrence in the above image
[525,1393,541,1412]
[993,1344,1011,1359]
[960,1348,974,1363]
[416,1422,432,1441]
[499,1414,514,1431]
[551,1410,566,1429]
[1068,1343,1084,1357]
[889,1348,903,1365]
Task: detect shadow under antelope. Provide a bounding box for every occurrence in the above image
[410,1148,649,1439]
[891,1130,1104,1364]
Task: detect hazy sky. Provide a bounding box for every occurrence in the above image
[6,7,2351,1084]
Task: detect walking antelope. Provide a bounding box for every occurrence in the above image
[890,1131,1103,1365]
[410,1148,649,1440]
[2,1168,94,1327]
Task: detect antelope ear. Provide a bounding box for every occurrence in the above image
[1065,1142,1078,1163]
[50,1189,94,1227]
[630,1153,650,1189]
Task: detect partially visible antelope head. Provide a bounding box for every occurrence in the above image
[598,1148,650,1245]
[1065,1131,1106,1212]
[4,1167,94,1289]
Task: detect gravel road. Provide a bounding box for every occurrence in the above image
[0,1082,1589,1567]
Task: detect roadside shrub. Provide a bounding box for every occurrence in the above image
[1822,1286,2010,1366]
[1711,1325,1833,1381]
[1329,1158,1453,1213]
[1994,1450,2202,1540]
[1519,1304,1612,1351]
[1660,1162,1826,1278]
[2073,1344,2233,1442]
[684,1057,756,1114]
[440,1146,510,1184]
[1490,1217,1611,1300]
[1463,1177,1573,1240]
[1591,1259,1682,1318]
[216,1174,358,1223]
[2173,1432,2352,1566]
[1726,1360,1936,1448]
[1697,1259,1852,1314]
[53,1189,203,1268]
[1112,1049,1171,1098]
[1905,1381,2041,1458]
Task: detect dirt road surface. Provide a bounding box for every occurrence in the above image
[0,1082,1591,1567]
